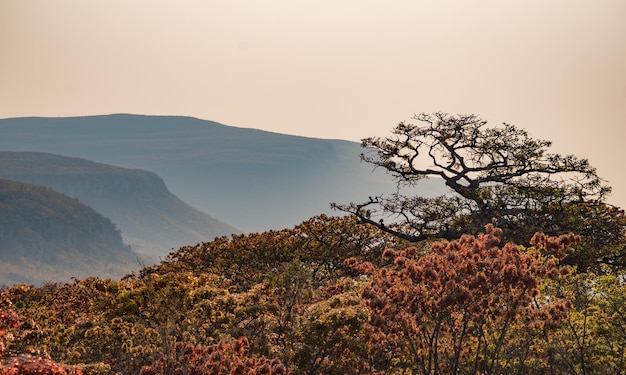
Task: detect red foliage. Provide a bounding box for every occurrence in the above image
[0,311,19,357]
[354,225,577,374]
[1,309,82,375]
[140,337,287,375]
[0,356,83,375]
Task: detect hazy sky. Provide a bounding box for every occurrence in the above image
[1,1,626,206]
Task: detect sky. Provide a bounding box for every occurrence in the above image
[1,1,626,207]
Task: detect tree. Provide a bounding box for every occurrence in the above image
[545,271,626,374]
[557,203,626,273]
[348,225,576,374]
[292,278,372,374]
[333,113,610,245]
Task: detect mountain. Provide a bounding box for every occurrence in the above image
[0,178,137,286]
[0,114,446,232]
[0,152,240,260]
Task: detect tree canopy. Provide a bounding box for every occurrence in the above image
[334,112,612,246]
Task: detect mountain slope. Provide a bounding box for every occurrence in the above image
[0,114,446,231]
[0,152,240,259]
[0,178,137,285]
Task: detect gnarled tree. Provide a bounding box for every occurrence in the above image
[334,112,611,248]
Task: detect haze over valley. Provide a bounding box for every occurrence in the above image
[0,114,445,233]
[0,151,239,263]
[0,114,445,284]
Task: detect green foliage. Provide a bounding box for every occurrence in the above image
[557,203,626,273]
[293,278,372,374]
[544,271,626,373]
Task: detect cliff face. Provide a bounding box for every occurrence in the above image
[0,178,137,286]
[0,151,168,200]
[0,152,240,260]
[2,163,173,212]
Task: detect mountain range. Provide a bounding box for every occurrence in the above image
[0,151,239,261]
[0,114,447,285]
[0,114,446,232]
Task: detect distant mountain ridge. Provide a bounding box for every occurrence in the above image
[0,151,240,260]
[0,178,137,285]
[0,114,445,232]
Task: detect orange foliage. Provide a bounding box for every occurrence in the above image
[1,309,82,375]
[140,337,287,375]
[0,356,83,375]
[351,225,577,374]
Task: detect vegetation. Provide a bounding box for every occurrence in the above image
[0,178,137,286]
[334,112,621,273]
[0,151,240,260]
[1,214,625,374]
[1,114,625,374]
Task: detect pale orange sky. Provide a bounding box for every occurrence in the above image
[1,1,625,207]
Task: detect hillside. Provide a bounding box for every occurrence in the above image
[0,114,445,232]
[0,178,137,286]
[0,152,240,260]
